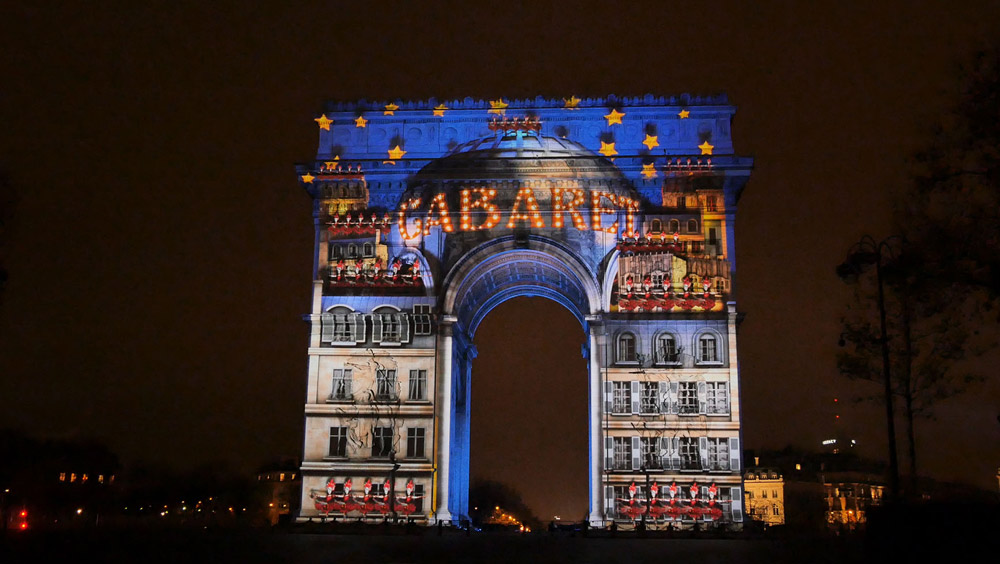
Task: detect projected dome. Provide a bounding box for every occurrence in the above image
[403,129,636,207]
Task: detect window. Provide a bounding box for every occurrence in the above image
[347,244,357,258]
[617,333,637,363]
[406,428,425,458]
[687,219,698,233]
[706,196,718,212]
[612,437,632,471]
[372,426,394,458]
[409,484,425,514]
[408,370,427,401]
[761,489,768,499]
[772,490,779,499]
[413,305,432,335]
[698,334,720,363]
[373,308,410,345]
[639,382,659,414]
[375,369,397,401]
[678,382,699,414]
[773,504,780,516]
[706,382,729,414]
[707,438,731,471]
[640,437,661,469]
[679,437,700,470]
[321,309,365,344]
[650,219,662,233]
[330,369,353,401]
[612,382,631,414]
[363,242,374,256]
[331,245,343,259]
[329,427,348,457]
[668,219,680,232]
[655,333,680,364]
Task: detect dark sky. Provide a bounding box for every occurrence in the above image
[2,2,999,520]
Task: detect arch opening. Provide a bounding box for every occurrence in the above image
[469,296,588,525]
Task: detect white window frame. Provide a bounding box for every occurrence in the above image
[678,382,699,415]
[706,437,731,471]
[328,426,348,458]
[639,382,659,414]
[617,332,637,364]
[413,304,432,336]
[329,369,353,401]
[706,381,729,414]
[408,369,427,401]
[612,437,631,471]
[375,369,398,402]
[655,333,681,365]
[612,381,631,414]
[406,427,425,459]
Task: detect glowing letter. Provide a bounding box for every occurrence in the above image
[423,193,455,235]
[507,185,545,229]
[397,197,423,241]
[552,184,588,231]
[460,187,501,231]
[590,191,620,234]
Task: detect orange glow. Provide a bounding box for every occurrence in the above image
[552,186,588,230]
[396,197,423,240]
[506,186,545,228]
[591,191,620,233]
[314,114,332,130]
[423,193,455,235]
[354,115,368,128]
[698,140,714,155]
[604,108,625,125]
[460,188,501,230]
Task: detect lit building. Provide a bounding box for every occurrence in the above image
[296,95,752,527]
[743,461,785,527]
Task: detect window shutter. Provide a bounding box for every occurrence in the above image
[353,314,366,343]
[604,381,613,413]
[658,381,668,413]
[332,369,342,397]
[604,436,614,471]
[701,487,711,520]
[399,314,410,343]
[698,437,709,469]
[372,314,383,343]
[409,370,418,400]
[630,381,640,414]
[729,437,740,471]
[320,313,333,343]
[605,485,616,516]
[659,436,670,469]
[730,486,743,522]
[631,437,641,470]
[670,437,680,469]
[697,381,707,415]
[669,382,679,414]
[722,383,730,413]
[344,369,353,396]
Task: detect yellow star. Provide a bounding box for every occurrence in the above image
[488,99,509,115]
[354,116,367,128]
[599,141,617,157]
[698,141,714,155]
[314,114,332,130]
[387,145,407,160]
[433,104,448,117]
[678,109,690,119]
[642,134,659,151]
[604,108,625,126]
[384,103,399,115]
[301,173,315,183]
[563,95,581,109]
[641,163,658,179]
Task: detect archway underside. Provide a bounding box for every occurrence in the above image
[450,249,595,336]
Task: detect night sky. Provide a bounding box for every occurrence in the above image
[2,2,999,521]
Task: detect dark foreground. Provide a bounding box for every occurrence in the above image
[2,529,869,564]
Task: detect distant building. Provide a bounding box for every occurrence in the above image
[256,468,301,526]
[743,460,785,527]
[821,472,884,531]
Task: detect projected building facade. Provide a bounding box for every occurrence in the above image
[297,95,752,528]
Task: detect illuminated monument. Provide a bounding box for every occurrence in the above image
[296,95,752,528]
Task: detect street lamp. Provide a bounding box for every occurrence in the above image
[836,235,902,502]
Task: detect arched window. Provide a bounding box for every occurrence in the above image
[363,242,374,257]
[687,219,698,233]
[347,244,358,258]
[331,245,343,259]
[617,332,637,363]
[650,219,662,233]
[668,219,680,233]
[372,306,409,345]
[697,333,720,364]
[655,333,680,364]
